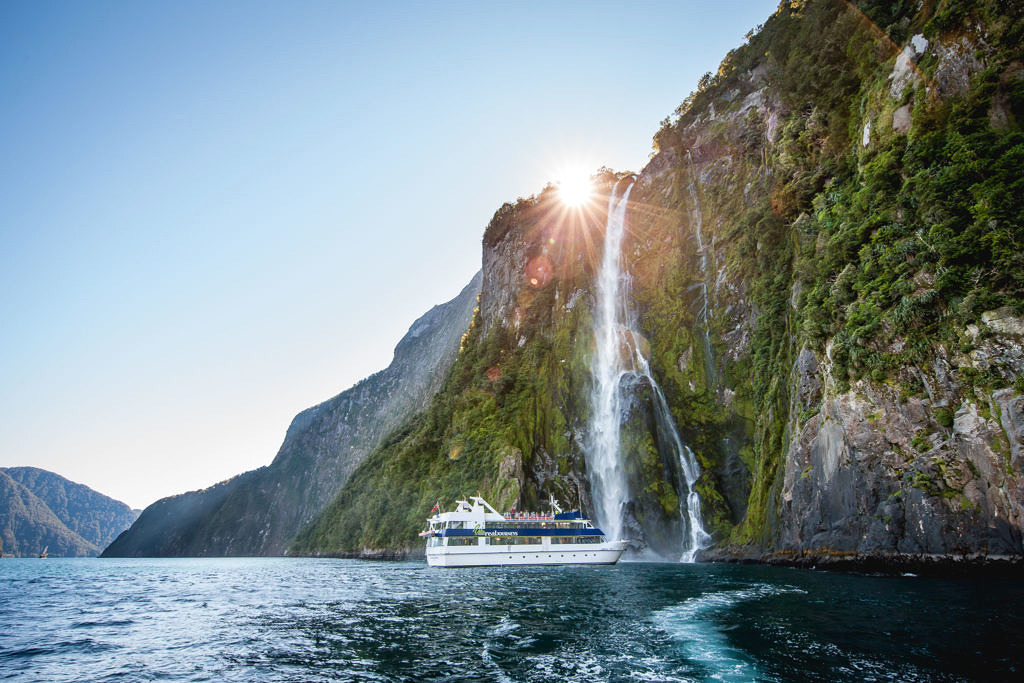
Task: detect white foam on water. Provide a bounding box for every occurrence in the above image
[653,584,806,681]
[487,616,520,638]
[479,641,515,683]
[525,652,605,680]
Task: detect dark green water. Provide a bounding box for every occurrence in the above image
[0,558,1020,681]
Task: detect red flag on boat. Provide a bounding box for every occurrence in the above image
[429,502,440,514]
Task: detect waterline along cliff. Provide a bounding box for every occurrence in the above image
[292,0,1024,568]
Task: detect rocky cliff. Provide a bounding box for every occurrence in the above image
[0,467,137,557]
[293,0,1024,567]
[292,185,613,556]
[631,0,1024,565]
[102,273,481,557]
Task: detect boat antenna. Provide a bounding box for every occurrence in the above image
[548,493,562,515]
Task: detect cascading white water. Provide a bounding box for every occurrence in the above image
[587,182,634,544]
[636,360,713,562]
[586,179,711,561]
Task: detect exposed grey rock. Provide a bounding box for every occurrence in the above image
[933,36,984,97]
[959,309,1024,384]
[779,372,1024,557]
[637,147,678,190]
[677,345,693,375]
[481,222,528,333]
[892,103,912,133]
[910,34,929,56]
[796,347,822,413]
[989,92,1013,129]
[982,307,1024,337]
[889,45,920,98]
[994,388,1024,469]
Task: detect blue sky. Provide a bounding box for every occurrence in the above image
[0,0,778,509]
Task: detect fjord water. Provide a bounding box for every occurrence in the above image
[3,558,1021,681]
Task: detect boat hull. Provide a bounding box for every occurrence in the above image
[426,543,625,568]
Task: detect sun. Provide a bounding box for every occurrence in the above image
[556,165,594,207]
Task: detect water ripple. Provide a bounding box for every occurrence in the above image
[0,559,1021,681]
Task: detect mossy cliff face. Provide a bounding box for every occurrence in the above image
[294,0,1024,561]
[293,178,612,555]
[633,0,1024,557]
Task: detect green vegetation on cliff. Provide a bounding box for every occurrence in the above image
[295,0,1024,557]
[639,0,1024,546]
[292,184,611,554]
[0,467,136,557]
[105,275,480,557]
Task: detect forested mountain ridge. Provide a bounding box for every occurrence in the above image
[292,0,1024,567]
[1,467,137,557]
[103,273,481,557]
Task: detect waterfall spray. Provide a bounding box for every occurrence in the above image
[586,178,711,561]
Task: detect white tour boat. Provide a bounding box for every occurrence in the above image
[422,496,626,567]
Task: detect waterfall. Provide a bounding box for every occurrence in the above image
[587,181,634,544]
[586,179,711,562]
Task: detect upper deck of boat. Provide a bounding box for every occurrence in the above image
[427,496,594,531]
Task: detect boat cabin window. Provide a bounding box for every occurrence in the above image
[551,536,603,544]
[487,536,541,545]
[446,537,477,546]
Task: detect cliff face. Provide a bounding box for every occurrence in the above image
[294,0,1024,564]
[626,0,1024,561]
[292,187,613,556]
[778,356,1024,556]
[103,273,481,557]
[0,468,137,557]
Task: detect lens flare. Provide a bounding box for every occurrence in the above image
[525,255,553,289]
[556,165,594,207]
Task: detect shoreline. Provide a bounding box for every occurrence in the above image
[697,547,1024,578]
[290,546,1024,577]
[95,546,1024,577]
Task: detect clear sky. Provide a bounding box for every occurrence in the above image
[0,0,778,509]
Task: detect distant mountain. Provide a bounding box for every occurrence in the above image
[0,468,136,558]
[103,272,482,557]
[3,467,139,550]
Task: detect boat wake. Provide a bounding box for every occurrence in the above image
[652,584,807,681]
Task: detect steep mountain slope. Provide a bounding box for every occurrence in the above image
[3,466,138,549]
[103,273,481,557]
[0,469,99,557]
[293,0,1024,566]
[632,0,1024,563]
[292,184,616,556]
